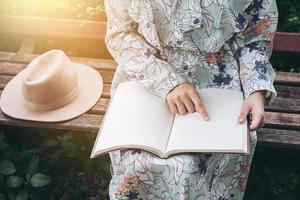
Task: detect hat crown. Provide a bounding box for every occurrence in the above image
[21,50,79,111]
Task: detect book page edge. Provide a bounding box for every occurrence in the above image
[90,98,114,159]
[92,144,166,159]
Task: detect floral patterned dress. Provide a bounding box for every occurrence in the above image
[103,0,278,199]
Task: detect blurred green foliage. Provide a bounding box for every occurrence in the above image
[0,132,52,200]
[0,127,110,200]
[276,0,300,32]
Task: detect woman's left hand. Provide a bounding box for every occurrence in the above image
[237,90,266,131]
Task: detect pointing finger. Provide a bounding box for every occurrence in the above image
[190,93,209,121]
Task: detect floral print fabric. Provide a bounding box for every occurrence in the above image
[103,0,278,199]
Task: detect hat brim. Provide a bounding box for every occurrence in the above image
[0,62,103,122]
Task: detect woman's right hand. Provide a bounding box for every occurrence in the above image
[166,82,209,120]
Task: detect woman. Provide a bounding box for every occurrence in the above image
[104,0,278,199]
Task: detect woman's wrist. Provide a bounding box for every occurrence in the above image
[249,90,266,102]
[246,90,266,114]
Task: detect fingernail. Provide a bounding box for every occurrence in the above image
[205,116,209,121]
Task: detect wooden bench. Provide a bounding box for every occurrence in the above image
[0,15,300,149]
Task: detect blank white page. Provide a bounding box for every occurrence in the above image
[92,81,174,155]
[166,88,248,154]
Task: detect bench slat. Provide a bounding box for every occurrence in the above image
[1,52,300,87]
[258,128,300,149]
[0,52,299,86]
[0,52,117,71]
[0,110,102,133]
[275,85,300,99]
[1,86,299,130]
[0,86,299,119]
[0,71,114,85]
[266,97,300,113]
[275,72,300,86]
[1,71,299,101]
[1,77,300,114]
[1,110,299,148]
[1,58,299,115]
[273,32,300,52]
[0,53,299,86]
[265,112,300,130]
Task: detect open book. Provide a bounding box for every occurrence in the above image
[90,81,250,159]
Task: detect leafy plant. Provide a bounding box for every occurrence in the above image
[0,128,110,200]
[38,132,110,178]
[0,131,51,200]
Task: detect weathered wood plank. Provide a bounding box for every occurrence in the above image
[273,32,300,53]
[0,52,299,85]
[265,112,300,130]
[100,84,111,98]
[257,128,300,148]
[275,71,300,86]
[0,52,34,62]
[0,87,298,130]
[1,80,299,113]
[0,52,299,86]
[0,57,299,87]
[0,62,25,75]
[88,98,110,115]
[0,111,102,133]
[1,79,299,114]
[0,75,12,90]
[0,71,114,85]
[0,53,116,74]
[0,15,106,40]
[1,66,299,100]
[1,110,299,148]
[265,97,300,113]
[275,85,300,99]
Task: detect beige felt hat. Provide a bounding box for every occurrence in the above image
[0,49,103,122]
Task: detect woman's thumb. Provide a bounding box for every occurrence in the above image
[238,103,251,123]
